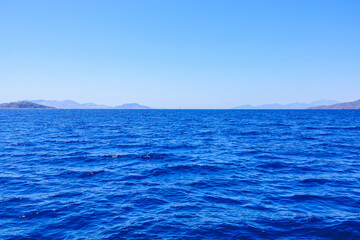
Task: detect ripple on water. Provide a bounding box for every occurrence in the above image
[0,110,360,239]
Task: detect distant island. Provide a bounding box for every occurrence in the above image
[233,100,339,109]
[1,99,359,110]
[309,99,360,109]
[29,100,151,109]
[0,101,55,109]
[0,100,151,109]
[30,100,111,109]
[115,103,151,109]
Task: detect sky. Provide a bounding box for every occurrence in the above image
[0,0,359,109]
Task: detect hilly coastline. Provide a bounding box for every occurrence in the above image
[29,100,112,109]
[27,100,151,109]
[115,103,151,109]
[309,99,360,109]
[0,101,55,109]
[234,100,339,109]
[2,99,359,110]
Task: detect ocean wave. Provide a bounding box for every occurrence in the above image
[1,110,360,239]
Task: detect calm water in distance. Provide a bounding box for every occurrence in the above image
[1,110,360,239]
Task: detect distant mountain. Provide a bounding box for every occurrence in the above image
[28,100,151,109]
[309,99,360,109]
[115,103,151,109]
[234,100,339,109]
[0,101,55,109]
[29,100,112,109]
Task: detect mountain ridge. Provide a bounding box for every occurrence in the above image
[309,99,360,109]
[0,101,55,109]
[27,100,151,109]
[233,100,339,109]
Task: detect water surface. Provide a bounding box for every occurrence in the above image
[1,110,359,239]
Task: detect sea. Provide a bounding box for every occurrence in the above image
[0,109,359,239]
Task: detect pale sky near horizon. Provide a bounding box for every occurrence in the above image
[1,0,359,109]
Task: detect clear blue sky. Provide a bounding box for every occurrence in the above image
[1,0,359,108]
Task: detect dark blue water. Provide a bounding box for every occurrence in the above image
[1,110,359,239]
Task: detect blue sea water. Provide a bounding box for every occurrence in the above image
[0,109,360,240]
